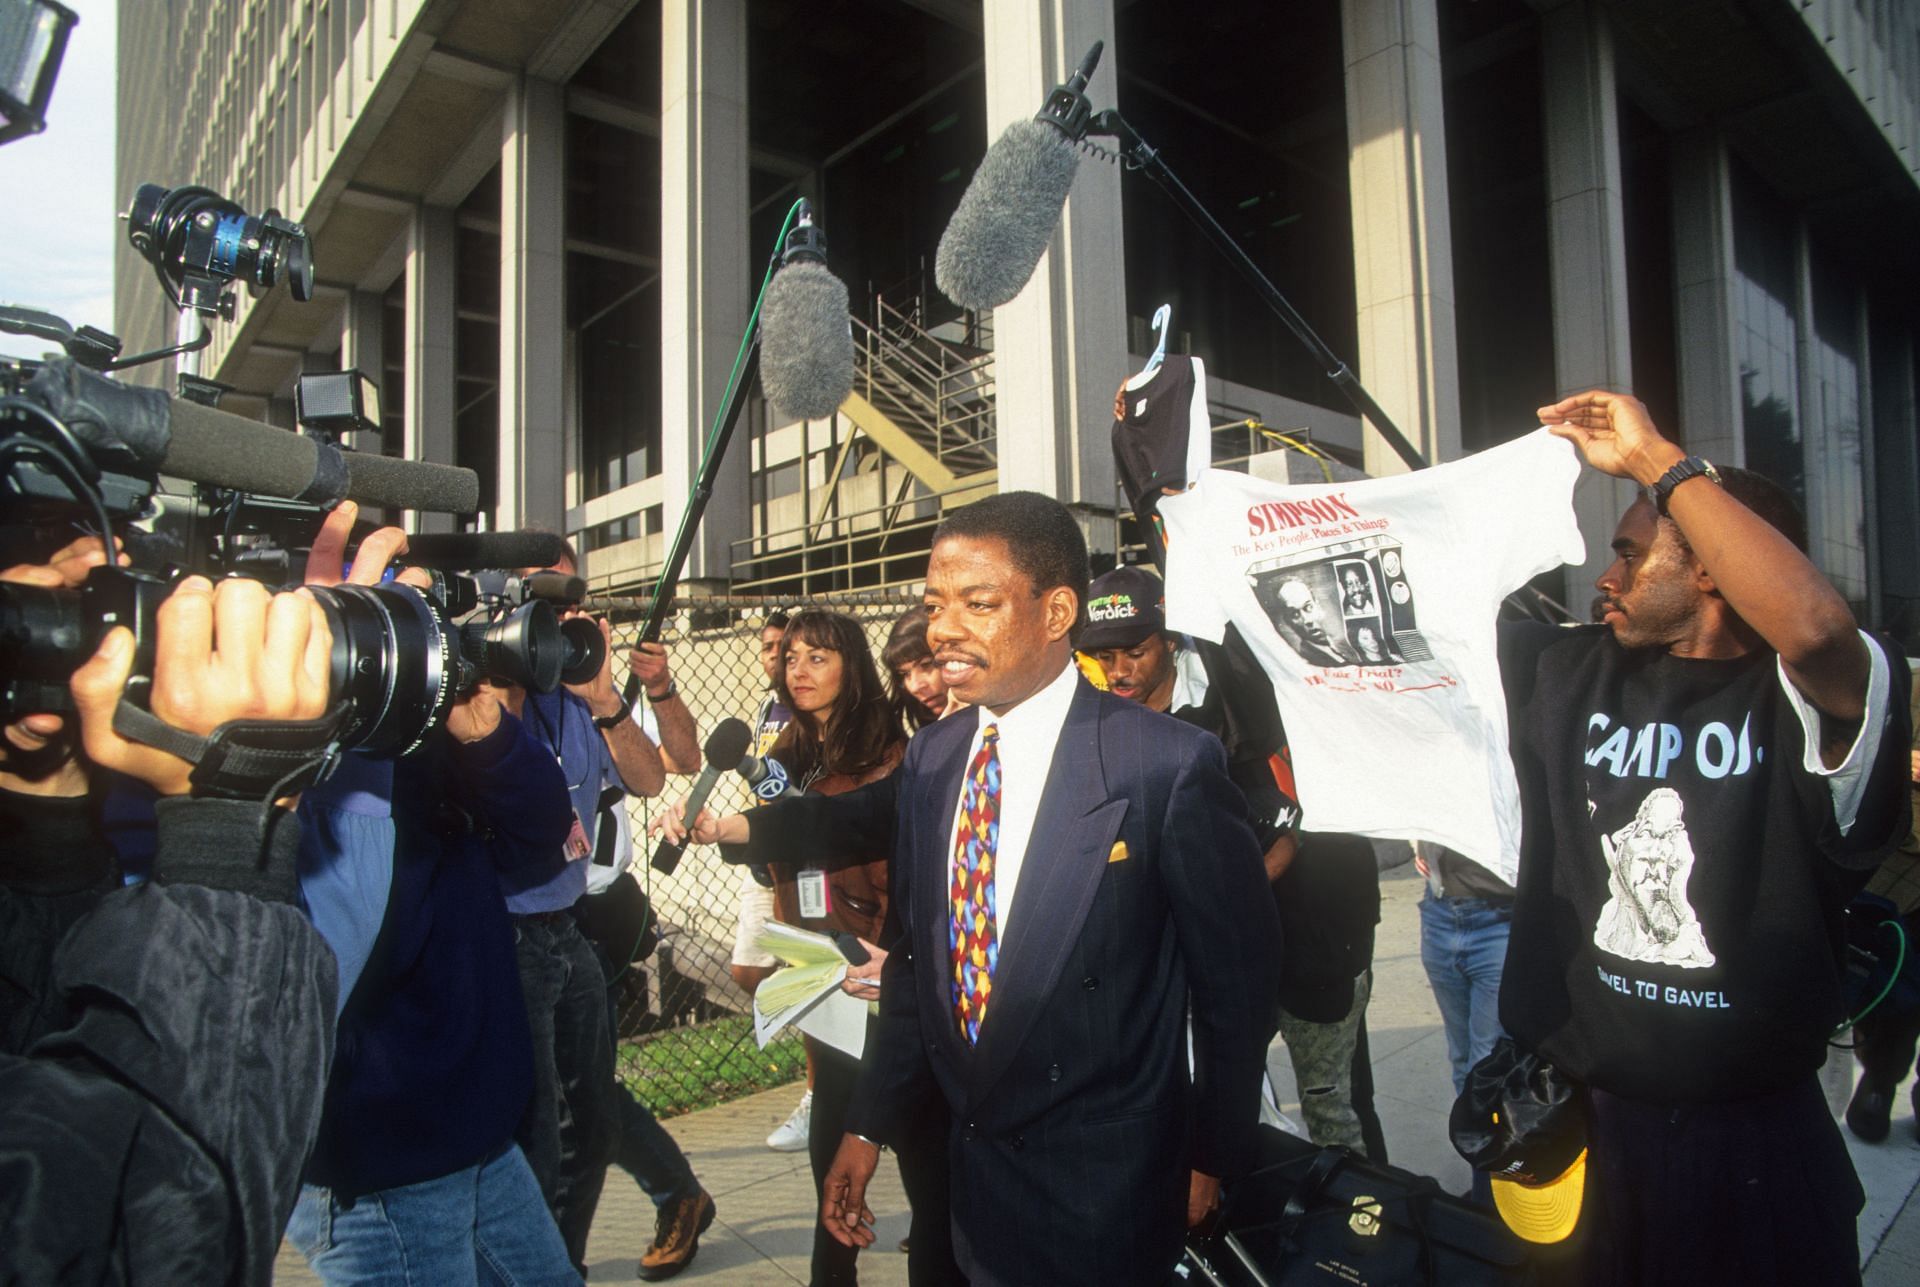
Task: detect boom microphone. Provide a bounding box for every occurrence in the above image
[934,42,1103,310]
[400,530,569,570]
[759,200,854,421]
[651,716,755,875]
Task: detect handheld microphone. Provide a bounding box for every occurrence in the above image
[651,717,754,875]
[400,531,569,571]
[934,42,1104,310]
[738,752,806,802]
[759,200,855,421]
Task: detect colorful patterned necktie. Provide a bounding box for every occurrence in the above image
[950,725,1002,1044]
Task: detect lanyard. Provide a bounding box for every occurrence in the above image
[527,691,573,778]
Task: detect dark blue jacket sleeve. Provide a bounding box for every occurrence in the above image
[454,713,575,876]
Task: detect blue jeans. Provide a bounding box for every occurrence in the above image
[286,1143,578,1286]
[1418,893,1512,1204]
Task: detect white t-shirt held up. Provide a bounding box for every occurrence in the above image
[1159,429,1585,881]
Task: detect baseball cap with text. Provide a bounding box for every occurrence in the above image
[1449,1038,1589,1244]
[1081,565,1166,652]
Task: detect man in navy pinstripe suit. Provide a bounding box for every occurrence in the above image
[672,494,1280,1286]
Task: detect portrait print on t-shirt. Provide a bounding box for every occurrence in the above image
[1249,540,1432,670]
[1592,786,1715,969]
[1158,429,1586,878]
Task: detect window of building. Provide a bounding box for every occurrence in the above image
[1116,0,1357,408]
[1731,161,1802,505]
[1805,247,1867,602]
[1441,2,1553,452]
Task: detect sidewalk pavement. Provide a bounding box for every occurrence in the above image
[275,862,1920,1283]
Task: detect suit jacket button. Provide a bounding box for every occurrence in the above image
[1082,976,1099,990]
[1047,1064,1061,1082]
[1011,1134,1025,1150]
[963,1122,977,1140]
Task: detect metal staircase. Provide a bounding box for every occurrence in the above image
[726,289,1000,595]
[847,293,997,485]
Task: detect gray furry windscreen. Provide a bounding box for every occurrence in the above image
[935,118,1081,310]
[760,260,855,421]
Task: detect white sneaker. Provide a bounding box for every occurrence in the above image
[766,1088,812,1152]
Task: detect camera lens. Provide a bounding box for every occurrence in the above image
[3,575,572,760]
[559,616,605,687]
[310,582,457,758]
[458,600,564,693]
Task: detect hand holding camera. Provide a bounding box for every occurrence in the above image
[1,534,125,787]
[69,576,331,798]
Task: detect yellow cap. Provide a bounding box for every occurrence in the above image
[1490,1146,1586,1245]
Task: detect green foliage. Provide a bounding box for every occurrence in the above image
[615,1016,806,1119]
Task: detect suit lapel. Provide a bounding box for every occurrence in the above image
[966,682,1125,1106]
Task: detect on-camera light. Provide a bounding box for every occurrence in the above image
[0,0,75,146]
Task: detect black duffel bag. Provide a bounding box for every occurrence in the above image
[1181,1127,1534,1286]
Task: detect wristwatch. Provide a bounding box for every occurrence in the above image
[592,697,632,730]
[646,680,678,703]
[1650,454,1722,515]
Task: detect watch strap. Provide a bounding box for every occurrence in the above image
[1651,455,1721,515]
[593,698,632,730]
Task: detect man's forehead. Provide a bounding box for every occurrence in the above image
[928,534,1030,591]
[1611,499,1661,549]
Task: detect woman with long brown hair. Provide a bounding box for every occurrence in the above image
[882,606,951,733]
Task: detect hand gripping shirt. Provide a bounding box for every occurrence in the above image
[1160,429,1585,881]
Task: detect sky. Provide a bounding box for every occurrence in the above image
[0,0,119,362]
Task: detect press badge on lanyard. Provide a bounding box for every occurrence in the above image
[564,810,592,861]
[797,868,831,919]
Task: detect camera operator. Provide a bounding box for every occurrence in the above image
[283,502,581,1284]
[500,540,712,1279]
[0,561,339,1285]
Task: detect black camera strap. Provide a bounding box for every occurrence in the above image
[111,699,350,804]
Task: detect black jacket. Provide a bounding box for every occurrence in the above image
[0,797,337,1285]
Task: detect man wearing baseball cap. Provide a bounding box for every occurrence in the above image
[1083,565,1387,1160]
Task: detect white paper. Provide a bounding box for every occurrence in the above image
[750,920,871,1059]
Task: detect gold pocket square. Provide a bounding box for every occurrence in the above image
[1108,841,1130,864]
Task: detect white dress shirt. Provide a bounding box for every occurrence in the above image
[945,657,1081,940]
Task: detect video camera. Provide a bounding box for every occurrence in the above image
[1,179,602,760]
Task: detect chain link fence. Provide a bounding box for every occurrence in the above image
[593,591,925,1117]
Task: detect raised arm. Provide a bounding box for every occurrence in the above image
[562,615,668,796]
[629,642,700,774]
[1539,390,1869,729]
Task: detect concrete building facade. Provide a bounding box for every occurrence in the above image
[114,0,1920,645]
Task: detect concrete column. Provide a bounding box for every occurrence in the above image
[1541,0,1637,598]
[980,0,1125,527]
[1669,132,1742,466]
[659,0,750,582]
[340,289,385,386]
[405,204,458,533]
[498,75,568,535]
[1341,0,1461,473]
